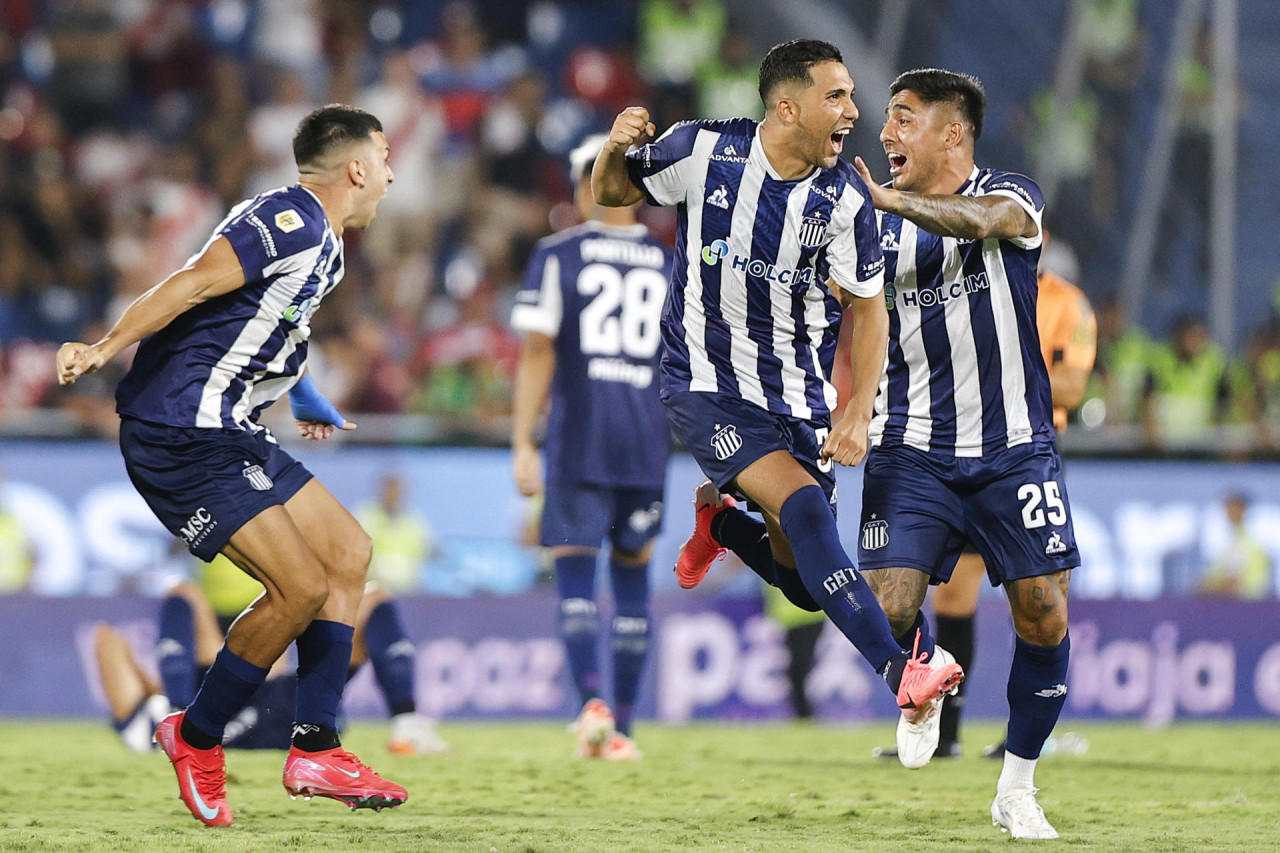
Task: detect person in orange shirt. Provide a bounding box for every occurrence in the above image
[876,236,1096,761]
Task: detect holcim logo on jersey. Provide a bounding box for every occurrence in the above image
[283,298,315,324]
[898,271,990,308]
[700,240,815,285]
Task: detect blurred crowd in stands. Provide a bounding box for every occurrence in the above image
[0,0,1275,456]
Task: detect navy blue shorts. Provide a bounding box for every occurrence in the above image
[857,442,1080,584]
[541,479,665,554]
[119,418,313,561]
[663,391,837,506]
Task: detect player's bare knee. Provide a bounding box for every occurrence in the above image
[1012,608,1068,646]
[331,530,374,582]
[270,566,330,624]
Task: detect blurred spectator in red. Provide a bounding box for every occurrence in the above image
[412,255,519,429]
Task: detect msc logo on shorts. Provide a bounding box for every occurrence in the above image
[710,424,742,461]
[861,518,889,551]
[243,463,274,491]
[179,507,218,546]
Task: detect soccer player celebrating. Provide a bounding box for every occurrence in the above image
[511,134,673,761]
[56,105,406,825]
[852,70,1079,838]
[592,40,962,729]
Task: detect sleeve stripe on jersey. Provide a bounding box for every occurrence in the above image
[510,253,563,338]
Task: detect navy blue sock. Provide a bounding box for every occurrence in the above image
[556,553,600,704]
[711,508,779,585]
[365,601,417,717]
[894,610,936,659]
[712,507,820,611]
[1006,633,1071,759]
[935,614,974,746]
[609,557,650,737]
[780,486,903,673]
[183,645,269,743]
[156,595,198,708]
[294,620,355,733]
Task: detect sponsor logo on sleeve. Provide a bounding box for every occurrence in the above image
[274,209,304,233]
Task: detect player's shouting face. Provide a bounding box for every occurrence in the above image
[878,90,957,195]
[348,130,395,230]
[790,60,859,171]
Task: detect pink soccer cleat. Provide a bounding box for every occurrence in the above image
[675,483,736,589]
[896,630,965,724]
[154,711,233,827]
[282,746,408,811]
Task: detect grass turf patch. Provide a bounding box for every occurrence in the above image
[0,719,1277,851]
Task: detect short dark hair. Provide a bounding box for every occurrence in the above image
[758,39,844,107]
[292,104,383,168]
[889,68,987,142]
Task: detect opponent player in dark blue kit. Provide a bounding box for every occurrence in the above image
[56,105,405,826]
[592,39,963,729]
[511,135,673,761]
[852,69,1079,838]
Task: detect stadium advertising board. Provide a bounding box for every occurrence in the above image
[0,443,1278,599]
[2,593,1279,722]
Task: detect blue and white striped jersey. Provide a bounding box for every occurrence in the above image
[869,166,1054,457]
[511,221,674,488]
[116,186,343,432]
[626,118,884,421]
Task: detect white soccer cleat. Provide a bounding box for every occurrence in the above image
[570,698,616,758]
[599,732,643,762]
[991,787,1060,839]
[387,712,450,756]
[895,644,957,769]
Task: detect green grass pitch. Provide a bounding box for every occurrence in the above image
[1,719,1278,851]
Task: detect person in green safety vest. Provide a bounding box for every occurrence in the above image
[1199,492,1272,599]
[355,472,434,594]
[1141,315,1230,449]
[0,469,33,593]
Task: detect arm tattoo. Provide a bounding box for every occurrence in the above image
[891,193,1031,241]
